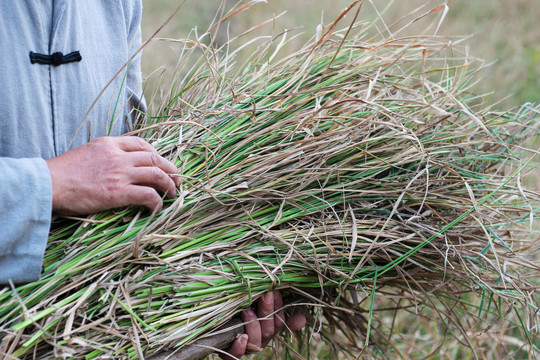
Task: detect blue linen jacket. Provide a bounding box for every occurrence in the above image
[0,0,144,283]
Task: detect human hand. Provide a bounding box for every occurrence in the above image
[45,136,180,215]
[221,291,306,359]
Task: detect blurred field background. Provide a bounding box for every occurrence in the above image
[139,1,539,358]
[141,0,539,109]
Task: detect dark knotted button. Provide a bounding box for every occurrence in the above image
[29,51,82,66]
[51,52,64,66]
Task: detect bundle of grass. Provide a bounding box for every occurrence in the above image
[1,2,539,359]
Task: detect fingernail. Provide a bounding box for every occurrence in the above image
[247,308,255,316]
[240,334,248,346]
[262,293,273,304]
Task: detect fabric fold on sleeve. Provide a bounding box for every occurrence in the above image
[125,0,146,129]
[0,157,52,284]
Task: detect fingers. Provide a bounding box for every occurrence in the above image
[241,308,261,349]
[258,293,275,347]
[102,137,180,211]
[268,291,306,335]
[110,137,180,186]
[105,136,180,202]
[129,151,180,187]
[220,334,248,360]
[130,167,177,199]
[116,136,157,153]
[123,185,163,212]
[221,291,307,359]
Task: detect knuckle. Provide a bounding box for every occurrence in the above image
[94,136,113,147]
[151,167,163,181]
[135,137,149,150]
[150,152,159,167]
[91,136,105,144]
[102,148,118,160]
[92,138,120,158]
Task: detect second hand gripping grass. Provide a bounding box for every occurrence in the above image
[1,7,539,359]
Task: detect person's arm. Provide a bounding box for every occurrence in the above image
[0,137,180,285]
[0,158,52,284]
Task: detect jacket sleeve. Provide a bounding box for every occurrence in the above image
[0,157,52,284]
